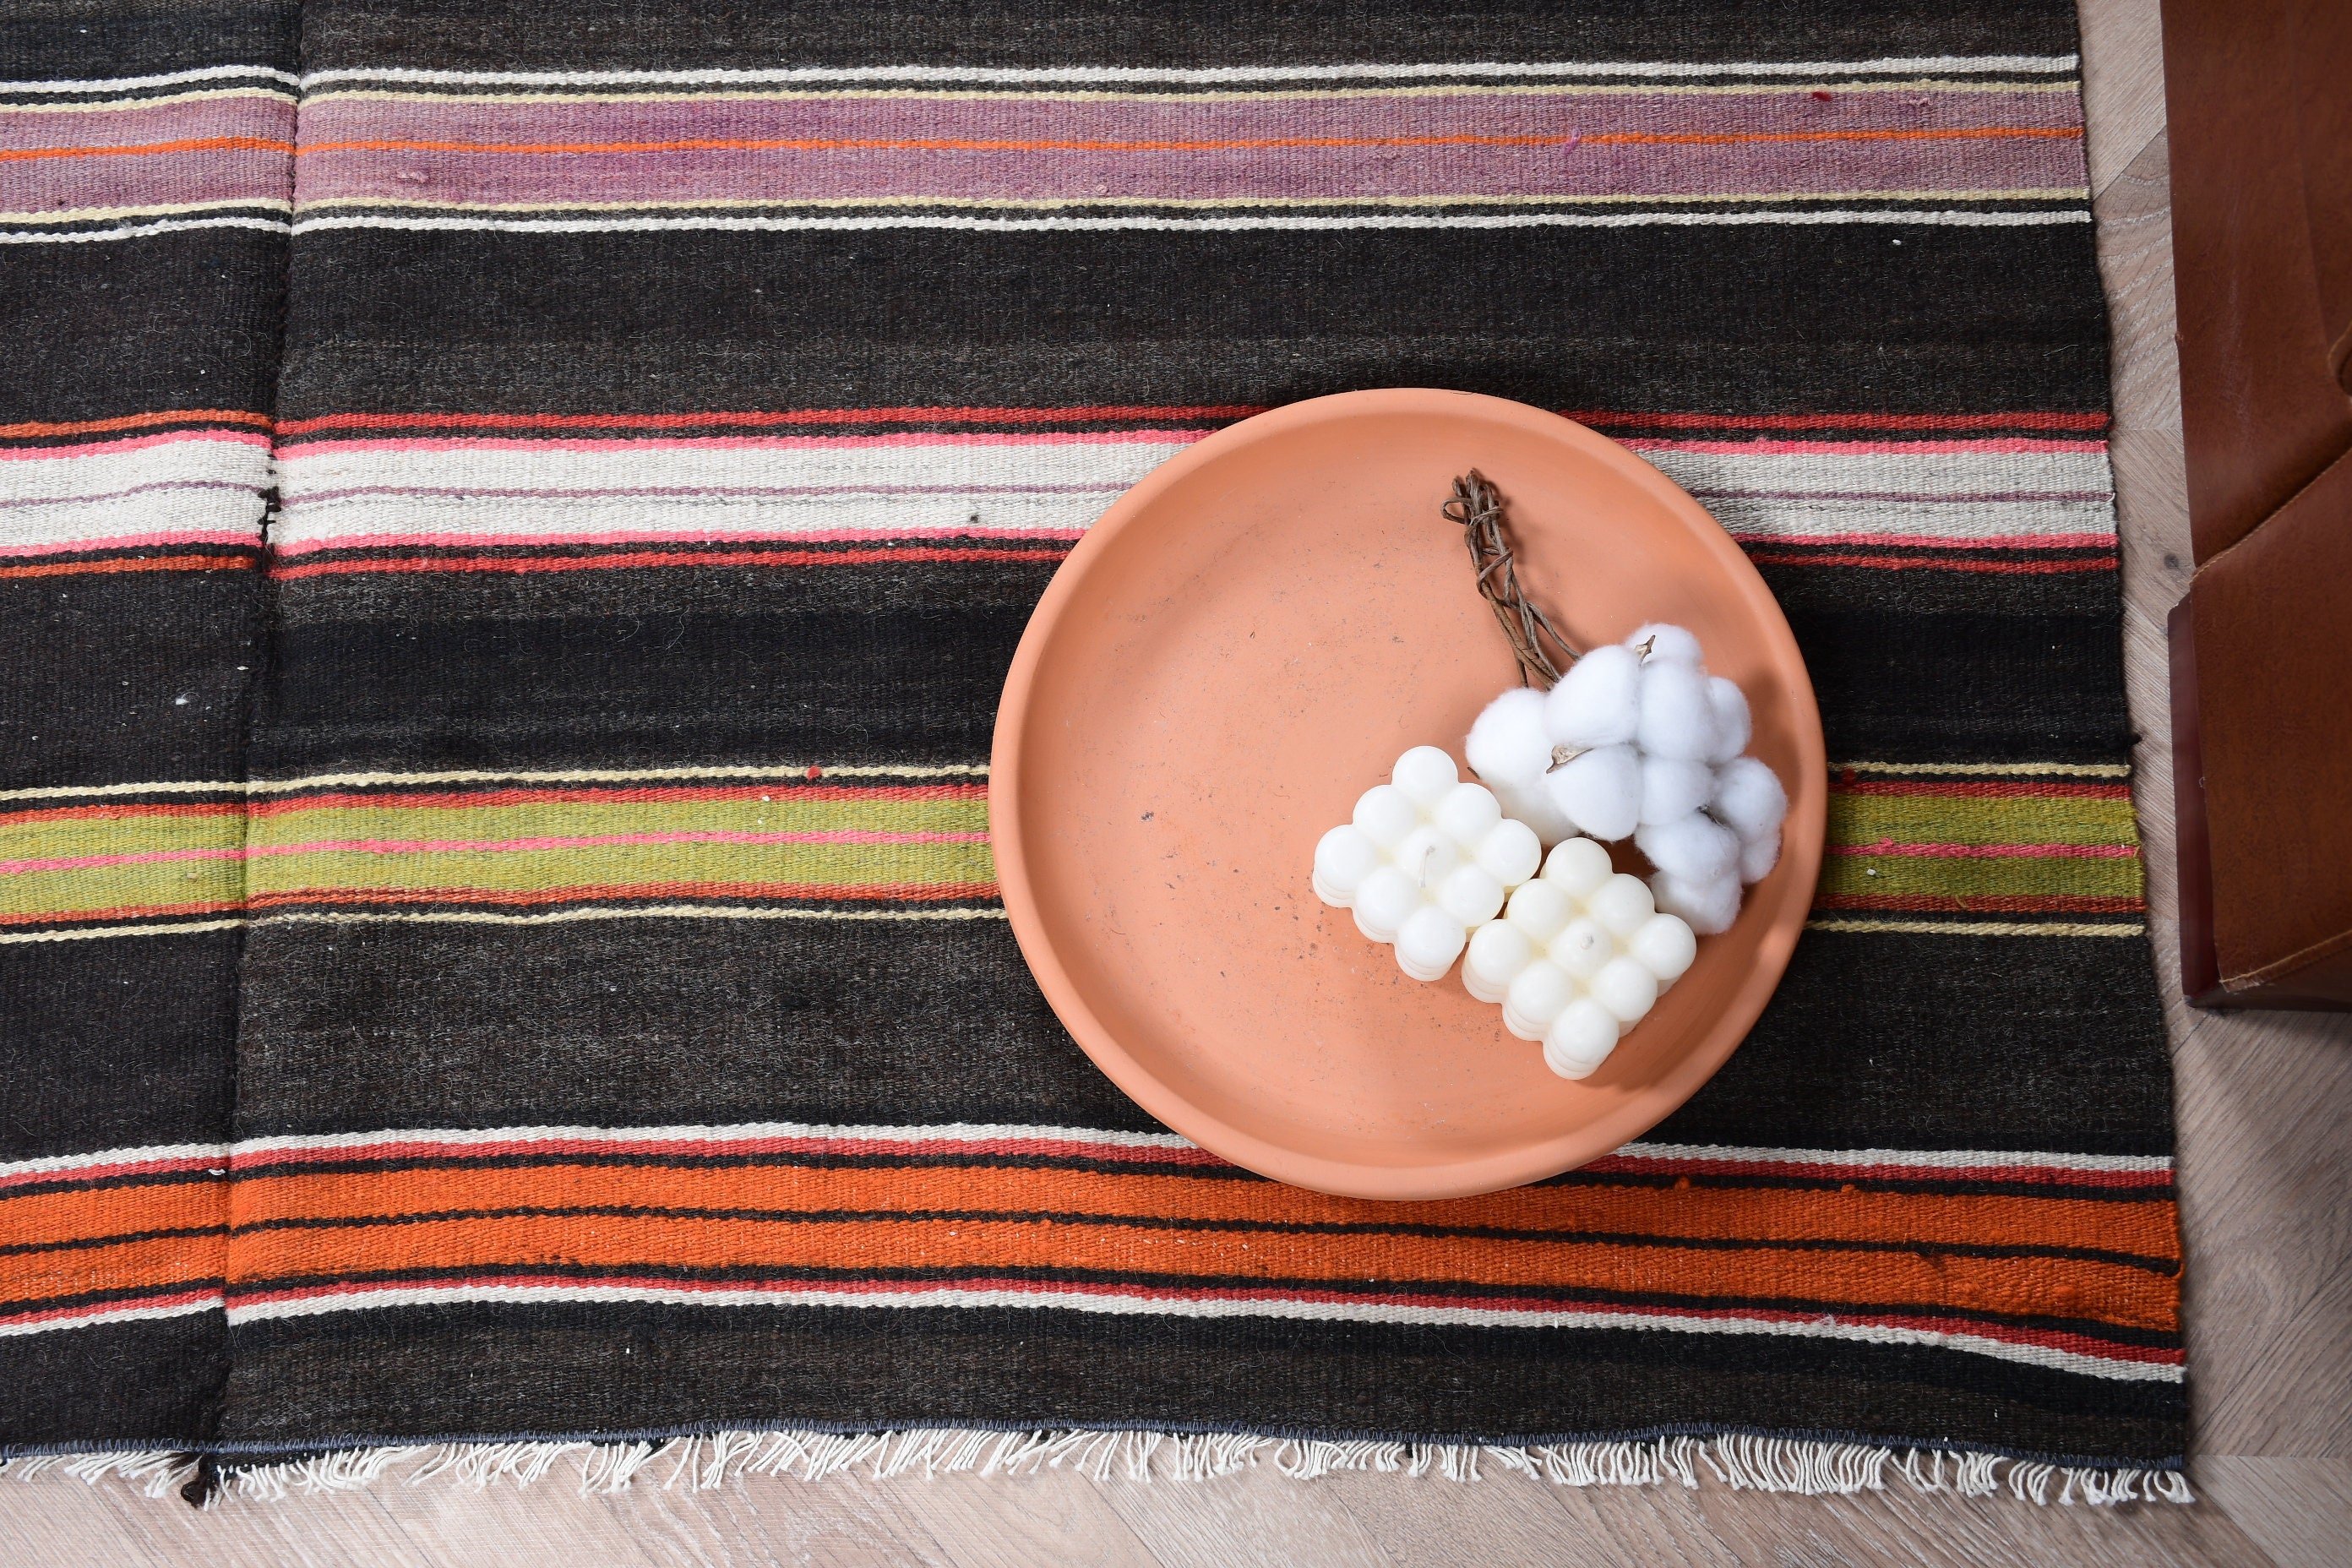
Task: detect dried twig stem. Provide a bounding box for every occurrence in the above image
[1443,469,1579,689]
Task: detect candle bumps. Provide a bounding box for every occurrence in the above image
[1314,746,1544,981]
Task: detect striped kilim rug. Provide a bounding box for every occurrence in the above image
[0,0,2186,1505]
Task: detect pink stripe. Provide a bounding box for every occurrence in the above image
[0,1154,221,1192]
[0,830,988,875]
[0,430,270,461]
[278,430,1207,457]
[1832,841,2138,859]
[0,529,258,557]
[270,525,1090,557]
[1620,437,2107,456]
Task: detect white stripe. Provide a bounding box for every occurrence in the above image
[272,436,2108,553]
[289,209,2092,237]
[297,56,2078,90]
[0,434,269,552]
[0,1141,226,1184]
[220,1281,2174,1384]
[0,1298,222,1340]
[0,762,985,803]
[0,215,293,245]
[226,1119,2161,1174]
[0,64,298,95]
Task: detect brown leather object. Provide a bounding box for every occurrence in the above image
[2182,449,2352,1004]
[2164,0,2352,564]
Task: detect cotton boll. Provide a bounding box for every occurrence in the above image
[1588,956,1660,1025]
[1635,811,1739,885]
[1493,779,1577,847]
[1352,785,1418,849]
[1312,825,1382,906]
[1638,755,1715,826]
[1627,623,1704,666]
[1391,745,1459,808]
[1710,756,1788,841]
[1539,836,1614,897]
[1543,644,1641,749]
[1543,743,1642,842]
[1462,919,1535,1004]
[1585,873,1656,938]
[1465,687,1554,789]
[1433,781,1502,848]
[1649,870,1741,936]
[1473,817,1543,886]
[1634,660,1718,762]
[1395,904,1468,982]
[1628,912,1698,985]
[1738,826,1781,885]
[1543,1000,1621,1079]
[1704,677,1751,765]
[1435,863,1505,927]
[1503,960,1576,1041]
[1352,866,1419,943]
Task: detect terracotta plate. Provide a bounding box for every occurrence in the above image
[992,389,1825,1200]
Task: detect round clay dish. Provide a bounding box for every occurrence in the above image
[992,389,1824,1200]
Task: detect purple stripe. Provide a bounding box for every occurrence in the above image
[0,479,259,510]
[282,482,1129,505]
[0,94,292,153]
[0,149,288,213]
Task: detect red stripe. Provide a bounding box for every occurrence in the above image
[0,553,254,580]
[1741,550,2118,574]
[0,901,239,928]
[1561,410,2109,433]
[268,544,1066,579]
[1581,1154,2169,1190]
[0,1155,223,1194]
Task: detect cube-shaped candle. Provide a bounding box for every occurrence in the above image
[1314,746,1544,981]
[1462,837,1698,1079]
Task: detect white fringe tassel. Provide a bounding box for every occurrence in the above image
[0,1432,2195,1508]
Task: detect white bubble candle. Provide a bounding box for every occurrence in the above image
[1313,746,1544,982]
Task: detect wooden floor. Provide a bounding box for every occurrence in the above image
[6,3,2349,1563]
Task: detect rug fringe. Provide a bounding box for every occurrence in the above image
[0,1432,2194,1507]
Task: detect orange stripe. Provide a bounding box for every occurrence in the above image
[0,554,253,580]
[0,1179,223,1250]
[221,1211,2176,1331]
[0,1233,220,1308]
[0,802,242,825]
[236,1162,2181,1261]
[0,135,294,163]
[302,126,2081,157]
[0,900,238,927]
[0,410,270,440]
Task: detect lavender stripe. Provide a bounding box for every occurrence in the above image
[282,482,1130,505]
[0,93,292,153]
[0,148,290,212]
[0,479,259,509]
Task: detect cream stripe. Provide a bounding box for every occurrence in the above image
[0,85,297,114]
[292,210,2093,237]
[297,56,2079,90]
[1806,919,2144,938]
[1612,1141,2168,1173]
[219,1282,2175,1384]
[0,919,247,945]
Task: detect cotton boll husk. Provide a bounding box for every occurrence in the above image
[1738,826,1782,885]
[1710,756,1788,840]
[1542,644,1641,749]
[1543,743,1642,842]
[1627,623,1703,666]
[1634,660,1718,762]
[1391,745,1459,807]
[1637,755,1715,826]
[1493,779,1577,847]
[1649,869,1741,935]
[1704,677,1750,765]
[1635,811,1739,885]
[1464,688,1554,790]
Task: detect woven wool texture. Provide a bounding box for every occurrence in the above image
[1,0,2184,1487]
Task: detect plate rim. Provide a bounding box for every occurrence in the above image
[992,388,1826,1199]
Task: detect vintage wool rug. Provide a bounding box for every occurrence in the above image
[0,0,2186,1505]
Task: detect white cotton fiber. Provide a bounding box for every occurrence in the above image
[1637,755,1715,826]
[1543,644,1642,749]
[1710,756,1788,841]
[1542,743,1642,842]
[1465,687,1554,789]
[1649,869,1742,935]
[1634,660,1718,762]
[1494,778,1576,847]
[1704,676,1750,765]
[1634,810,1739,884]
[1627,623,1704,666]
[1738,826,1781,885]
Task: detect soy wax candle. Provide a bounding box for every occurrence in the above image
[1314,746,1544,981]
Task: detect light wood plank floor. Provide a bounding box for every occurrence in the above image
[4,3,2347,1562]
